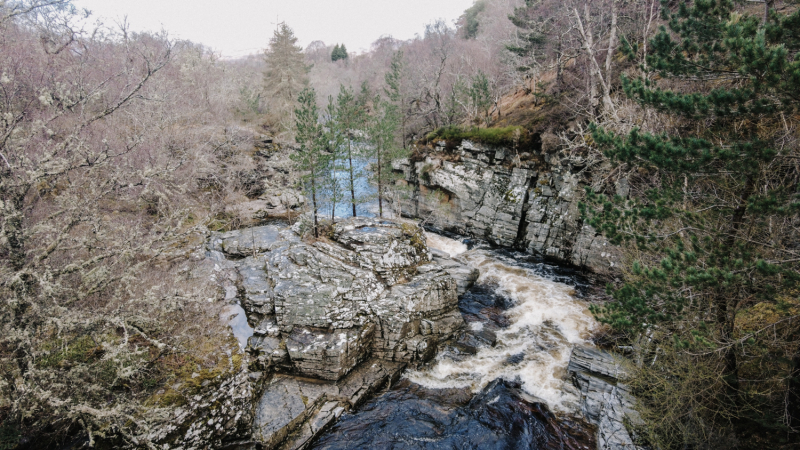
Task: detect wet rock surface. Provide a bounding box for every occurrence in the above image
[250,358,407,449]
[312,378,596,450]
[206,220,639,450]
[208,218,478,449]
[394,140,620,274]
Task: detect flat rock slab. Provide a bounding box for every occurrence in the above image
[286,324,375,381]
[568,346,629,381]
[253,376,337,448]
[252,358,405,449]
[219,225,288,256]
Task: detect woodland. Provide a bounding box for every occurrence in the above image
[0,0,799,449]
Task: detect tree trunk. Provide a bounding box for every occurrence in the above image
[602,3,618,114]
[401,97,407,149]
[718,176,756,394]
[787,337,800,429]
[331,164,337,224]
[764,0,773,26]
[556,40,564,96]
[349,140,356,217]
[377,150,383,218]
[311,173,318,238]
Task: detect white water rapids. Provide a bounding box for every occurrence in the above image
[408,232,599,411]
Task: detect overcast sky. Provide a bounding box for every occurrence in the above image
[71,0,476,58]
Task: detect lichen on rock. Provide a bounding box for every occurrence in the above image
[206,217,477,448]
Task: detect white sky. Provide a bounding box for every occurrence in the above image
[72,0,476,58]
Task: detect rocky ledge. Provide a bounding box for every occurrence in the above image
[567,346,643,450]
[393,140,622,274]
[207,217,478,449]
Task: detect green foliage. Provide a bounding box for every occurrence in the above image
[384,50,404,104]
[462,0,486,39]
[469,71,492,126]
[586,0,800,334]
[331,43,349,62]
[583,1,800,445]
[293,87,330,236]
[425,125,529,148]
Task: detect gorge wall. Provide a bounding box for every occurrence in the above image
[393,139,621,274]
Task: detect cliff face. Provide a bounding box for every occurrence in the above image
[393,140,620,274]
[204,218,479,449]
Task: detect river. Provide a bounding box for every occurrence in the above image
[310,232,599,449]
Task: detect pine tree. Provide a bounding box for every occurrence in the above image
[292,88,328,238]
[331,43,349,62]
[323,94,346,222]
[263,22,309,137]
[335,84,367,217]
[383,50,407,148]
[506,0,554,89]
[469,71,492,126]
[584,0,800,438]
[366,93,405,219]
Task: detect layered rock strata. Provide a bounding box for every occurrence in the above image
[567,346,643,450]
[208,217,476,449]
[394,140,620,273]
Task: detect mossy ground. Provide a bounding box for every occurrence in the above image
[425,126,530,148]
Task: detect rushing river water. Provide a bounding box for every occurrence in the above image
[311,232,599,450]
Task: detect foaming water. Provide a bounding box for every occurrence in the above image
[425,232,468,257]
[410,236,598,412]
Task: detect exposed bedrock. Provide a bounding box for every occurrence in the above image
[567,346,644,450]
[208,217,478,449]
[393,140,621,274]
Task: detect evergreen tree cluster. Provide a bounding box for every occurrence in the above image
[583,0,800,446]
[461,0,487,39]
[293,52,408,237]
[331,43,349,62]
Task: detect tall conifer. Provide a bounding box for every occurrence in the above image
[584,0,800,439]
[293,88,328,237]
[263,23,309,137]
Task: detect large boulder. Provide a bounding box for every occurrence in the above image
[267,240,385,332]
[330,218,431,285]
[370,264,462,362]
[285,324,375,381]
[229,218,465,381]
